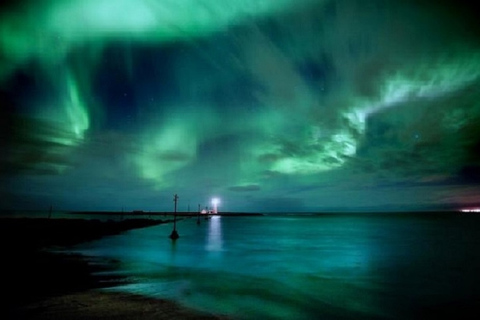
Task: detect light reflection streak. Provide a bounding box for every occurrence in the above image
[206,215,223,252]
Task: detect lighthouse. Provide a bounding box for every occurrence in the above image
[211,197,220,214]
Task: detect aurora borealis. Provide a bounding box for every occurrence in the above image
[1,0,480,212]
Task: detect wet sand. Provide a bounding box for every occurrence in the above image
[1,218,226,319]
[16,291,227,320]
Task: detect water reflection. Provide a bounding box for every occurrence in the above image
[206,215,223,252]
[170,237,177,264]
[70,214,480,319]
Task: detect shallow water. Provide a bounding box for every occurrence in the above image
[70,213,480,319]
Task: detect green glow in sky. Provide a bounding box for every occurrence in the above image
[2,0,480,211]
[136,119,198,187]
[65,72,89,140]
[379,53,480,107]
[0,0,314,80]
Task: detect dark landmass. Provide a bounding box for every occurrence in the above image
[1,218,225,319]
[311,211,463,216]
[217,212,263,216]
[72,211,264,216]
[0,218,170,249]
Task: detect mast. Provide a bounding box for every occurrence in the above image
[169,194,179,239]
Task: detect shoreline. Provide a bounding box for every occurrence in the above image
[1,218,226,319]
[71,211,264,217]
[16,291,228,320]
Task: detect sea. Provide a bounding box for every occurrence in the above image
[62,213,479,319]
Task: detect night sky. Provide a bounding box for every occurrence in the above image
[1,0,480,212]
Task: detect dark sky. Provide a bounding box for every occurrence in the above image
[1,0,480,212]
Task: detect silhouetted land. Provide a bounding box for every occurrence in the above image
[1,218,224,319]
[72,211,264,216]
[0,218,169,249]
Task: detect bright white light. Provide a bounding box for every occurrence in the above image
[211,197,220,214]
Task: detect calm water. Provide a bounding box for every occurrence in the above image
[69,214,480,319]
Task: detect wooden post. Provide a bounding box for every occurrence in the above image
[169,194,179,239]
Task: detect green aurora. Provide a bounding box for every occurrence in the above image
[1,0,480,212]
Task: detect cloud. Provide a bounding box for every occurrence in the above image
[228,184,261,192]
[249,196,306,212]
[0,0,316,80]
[351,80,480,180]
[1,115,80,175]
[2,0,480,211]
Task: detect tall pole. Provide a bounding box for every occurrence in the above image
[170,194,179,239]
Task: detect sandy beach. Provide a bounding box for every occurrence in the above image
[16,291,226,320]
[1,218,226,320]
